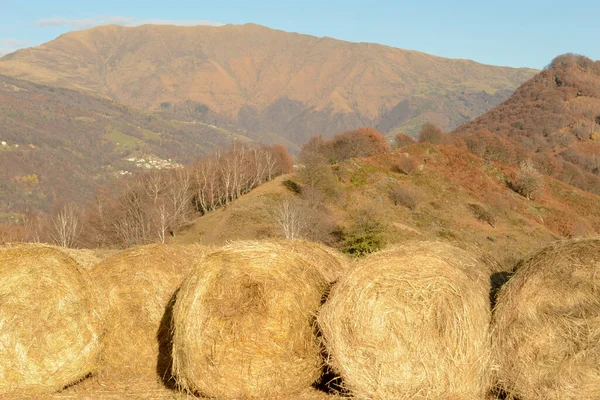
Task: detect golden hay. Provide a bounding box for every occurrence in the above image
[172,240,329,399]
[90,243,209,382]
[317,241,492,400]
[0,247,101,395]
[1,242,109,269]
[274,239,352,283]
[491,238,600,399]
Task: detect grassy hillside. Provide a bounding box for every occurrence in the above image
[0,24,536,143]
[0,74,247,214]
[174,142,600,267]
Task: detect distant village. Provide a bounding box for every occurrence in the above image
[117,155,184,176]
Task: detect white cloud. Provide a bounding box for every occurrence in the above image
[36,16,225,29]
[0,38,34,57]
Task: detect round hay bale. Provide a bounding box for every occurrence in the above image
[275,239,351,283]
[91,243,209,381]
[2,242,106,269]
[172,240,329,399]
[317,241,491,399]
[491,238,600,399]
[0,247,101,395]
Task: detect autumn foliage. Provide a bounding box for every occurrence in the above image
[454,54,600,194]
[299,127,389,162]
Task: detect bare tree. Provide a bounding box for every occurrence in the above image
[272,199,309,240]
[167,169,194,231]
[22,212,44,243]
[155,200,170,244]
[50,203,81,248]
[142,170,166,205]
[513,159,544,200]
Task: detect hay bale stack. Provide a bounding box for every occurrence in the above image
[491,238,600,399]
[91,243,209,381]
[278,239,351,283]
[0,247,101,395]
[317,241,491,399]
[172,240,329,399]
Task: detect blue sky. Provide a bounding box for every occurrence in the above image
[1,0,598,68]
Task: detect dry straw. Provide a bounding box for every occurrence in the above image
[317,241,492,400]
[0,247,101,395]
[491,238,600,399]
[1,242,109,269]
[172,240,329,399]
[275,239,351,283]
[91,243,209,382]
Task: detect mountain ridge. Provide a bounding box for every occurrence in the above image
[0,23,537,142]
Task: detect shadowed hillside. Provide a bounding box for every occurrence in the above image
[0,74,248,213]
[0,23,536,143]
[454,54,600,193]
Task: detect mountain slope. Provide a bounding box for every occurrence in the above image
[0,24,537,143]
[453,54,600,193]
[0,74,247,213]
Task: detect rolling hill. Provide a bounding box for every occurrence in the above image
[173,141,600,268]
[453,54,600,193]
[0,74,247,214]
[0,23,537,144]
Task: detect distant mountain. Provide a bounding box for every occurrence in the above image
[454,54,600,193]
[0,24,536,144]
[0,74,247,213]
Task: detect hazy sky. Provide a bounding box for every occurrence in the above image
[1,0,598,68]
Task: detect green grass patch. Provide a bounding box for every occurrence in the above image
[140,128,161,141]
[0,212,22,221]
[73,116,96,122]
[104,127,142,149]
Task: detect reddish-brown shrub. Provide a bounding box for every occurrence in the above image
[299,127,389,163]
[268,144,294,174]
[418,122,445,144]
[390,155,418,175]
[331,127,389,160]
[389,185,419,211]
[463,129,519,164]
[394,132,415,148]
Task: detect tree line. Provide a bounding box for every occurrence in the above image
[0,143,292,248]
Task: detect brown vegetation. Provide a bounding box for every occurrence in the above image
[0,247,101,394]
[418,122,446,144]
[467,203,496,227]
[393,132,416,148]
[512,160,544,200]
[455,54,600,195]
[389,184,419,211]
[318,241,491,399]
[299,127,389,163]
[172,241,328,398]
[491,238,600,399]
